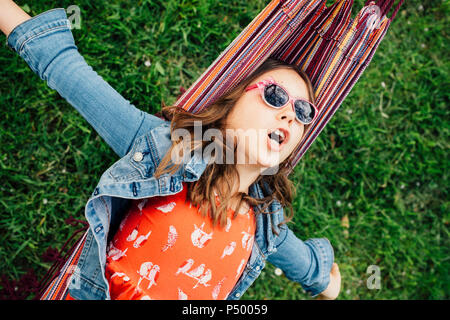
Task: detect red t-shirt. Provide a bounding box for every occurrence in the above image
[103,182,256,300]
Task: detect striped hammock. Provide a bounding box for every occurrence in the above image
[173,0,404,173]
[38,0,404,300]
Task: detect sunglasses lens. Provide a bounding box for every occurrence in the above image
[264,84,289,107]
[294,100,316,124]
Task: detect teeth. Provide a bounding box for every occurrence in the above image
[269,129,285,144]
[275,129,285,140]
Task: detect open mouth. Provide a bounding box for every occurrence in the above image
[266,128,289,152]
[267,128,288,145]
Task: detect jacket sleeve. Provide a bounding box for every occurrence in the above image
[6,8,167,158]
[266,224,335,297]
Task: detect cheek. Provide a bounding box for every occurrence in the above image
[296,126,305,142]
[290,123,304,142]
[285,126,304,155]
[227,103,248,129]
[229,97,269,129]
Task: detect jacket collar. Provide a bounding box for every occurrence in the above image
[182,148,212,182]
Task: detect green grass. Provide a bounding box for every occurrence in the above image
[0,0,448,299]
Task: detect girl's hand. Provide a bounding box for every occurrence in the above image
[316,263,341,300]
[0,0,31,37]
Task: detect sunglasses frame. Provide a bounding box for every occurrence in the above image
[245,76,318,125]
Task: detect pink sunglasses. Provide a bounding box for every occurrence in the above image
[245,76,318,125]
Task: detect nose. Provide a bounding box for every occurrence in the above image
[276,102,296,124]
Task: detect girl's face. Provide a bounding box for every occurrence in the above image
[225,68,311,170]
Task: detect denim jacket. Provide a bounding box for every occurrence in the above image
[6,8,334,300]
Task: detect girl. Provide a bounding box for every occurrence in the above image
[1,0,340,300]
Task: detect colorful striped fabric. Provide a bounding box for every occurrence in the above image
[173,0,404,173]
[40,231,88,300]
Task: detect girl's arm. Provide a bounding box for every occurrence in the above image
[2,3,167,158]
[0,0,31,36]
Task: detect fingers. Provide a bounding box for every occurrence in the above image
[316,263,341,300]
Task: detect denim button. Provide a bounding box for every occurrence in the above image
[133,152,143,162]
[255,266,260,271]
[94,225,103,233]
[235,293,241,297]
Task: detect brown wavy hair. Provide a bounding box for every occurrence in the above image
[153,58,316,232]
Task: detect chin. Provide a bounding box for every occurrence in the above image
[256,153,282,169]
[258,161,281,175]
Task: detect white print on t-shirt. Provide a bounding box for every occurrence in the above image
[241,227,254,251]
[126,224,140,242]
[235,259,246,279]
[176,259,194,275]
[175,260,212,288]
[212,277,227,300]
[137,199,148,214]
[110,272,130,282]
[133,230,152,248]
[136,262,160,290]
[191,222,213,248]
[161,225,178,252]
[178,288,188,300]
[155,201,176,213]
[237,204,251,218]
[220,241,236,259]
[194,269,212,288]
[188,263,205,278]
[225,217,232,232]
[107,243,128,261]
